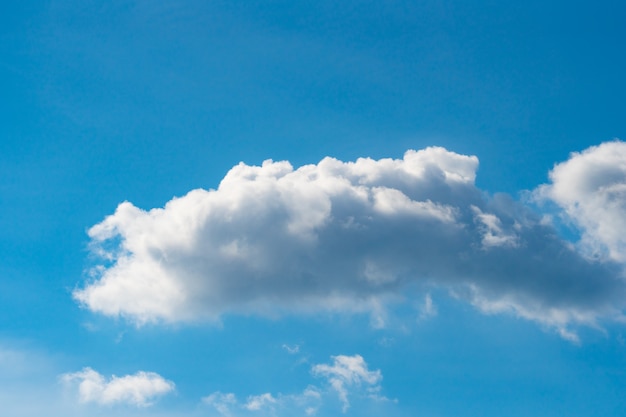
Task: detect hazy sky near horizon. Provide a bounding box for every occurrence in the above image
[2,1,626,416]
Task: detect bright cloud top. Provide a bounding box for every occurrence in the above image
[75,143,626,337]
[61,367,174,407]
[538,141,626,262]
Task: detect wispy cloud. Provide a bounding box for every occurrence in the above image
[417,293,438,321]
[74,143,626,339]
[203,391,238,416]
[282,344,300,354]
[312,354,384,412]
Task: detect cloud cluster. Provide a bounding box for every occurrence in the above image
[204,389,321,416]
[74,143,626,338]
[203,354,384,415]
[61,368,174,407]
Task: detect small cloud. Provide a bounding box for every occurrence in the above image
[60,367,174,407]
[312,354,382,412]
[417,293,437,321]
[377,336,395,347]
[244,393,277,411]
[203,387,322,416]
[201,355,391,416]
[81,322,99,332]
[202,391,237,416]
[557,328,580,344]
[115,331,125,343]
[282,344,300,354]
[471,205,519,248]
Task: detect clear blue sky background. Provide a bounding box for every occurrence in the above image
[1,1,626,416]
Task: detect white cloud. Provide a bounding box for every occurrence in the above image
[244,393,277,411]
[203,391,238,416]
[202,355,385,416]
[471,205,519,248]
[418,293,437,321]
[312,354,382,412]
[74,145,626,339]
[203,387,322,416]
[61,367,174,407]
[282,344,300,354]
[298,386,323,415]
[74,147,476,324]
[537,140,626,262]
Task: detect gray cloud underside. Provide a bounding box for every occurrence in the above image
[74,144,626,336]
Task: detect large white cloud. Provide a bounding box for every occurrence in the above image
[61,368,174,407]
[74,145,626,338]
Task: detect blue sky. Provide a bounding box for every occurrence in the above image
[2,1,626,415]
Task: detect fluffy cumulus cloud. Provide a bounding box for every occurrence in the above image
[61,368,174,407]
[537,141,626,262]
[74,143,626,338]
[203,354,383,416]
